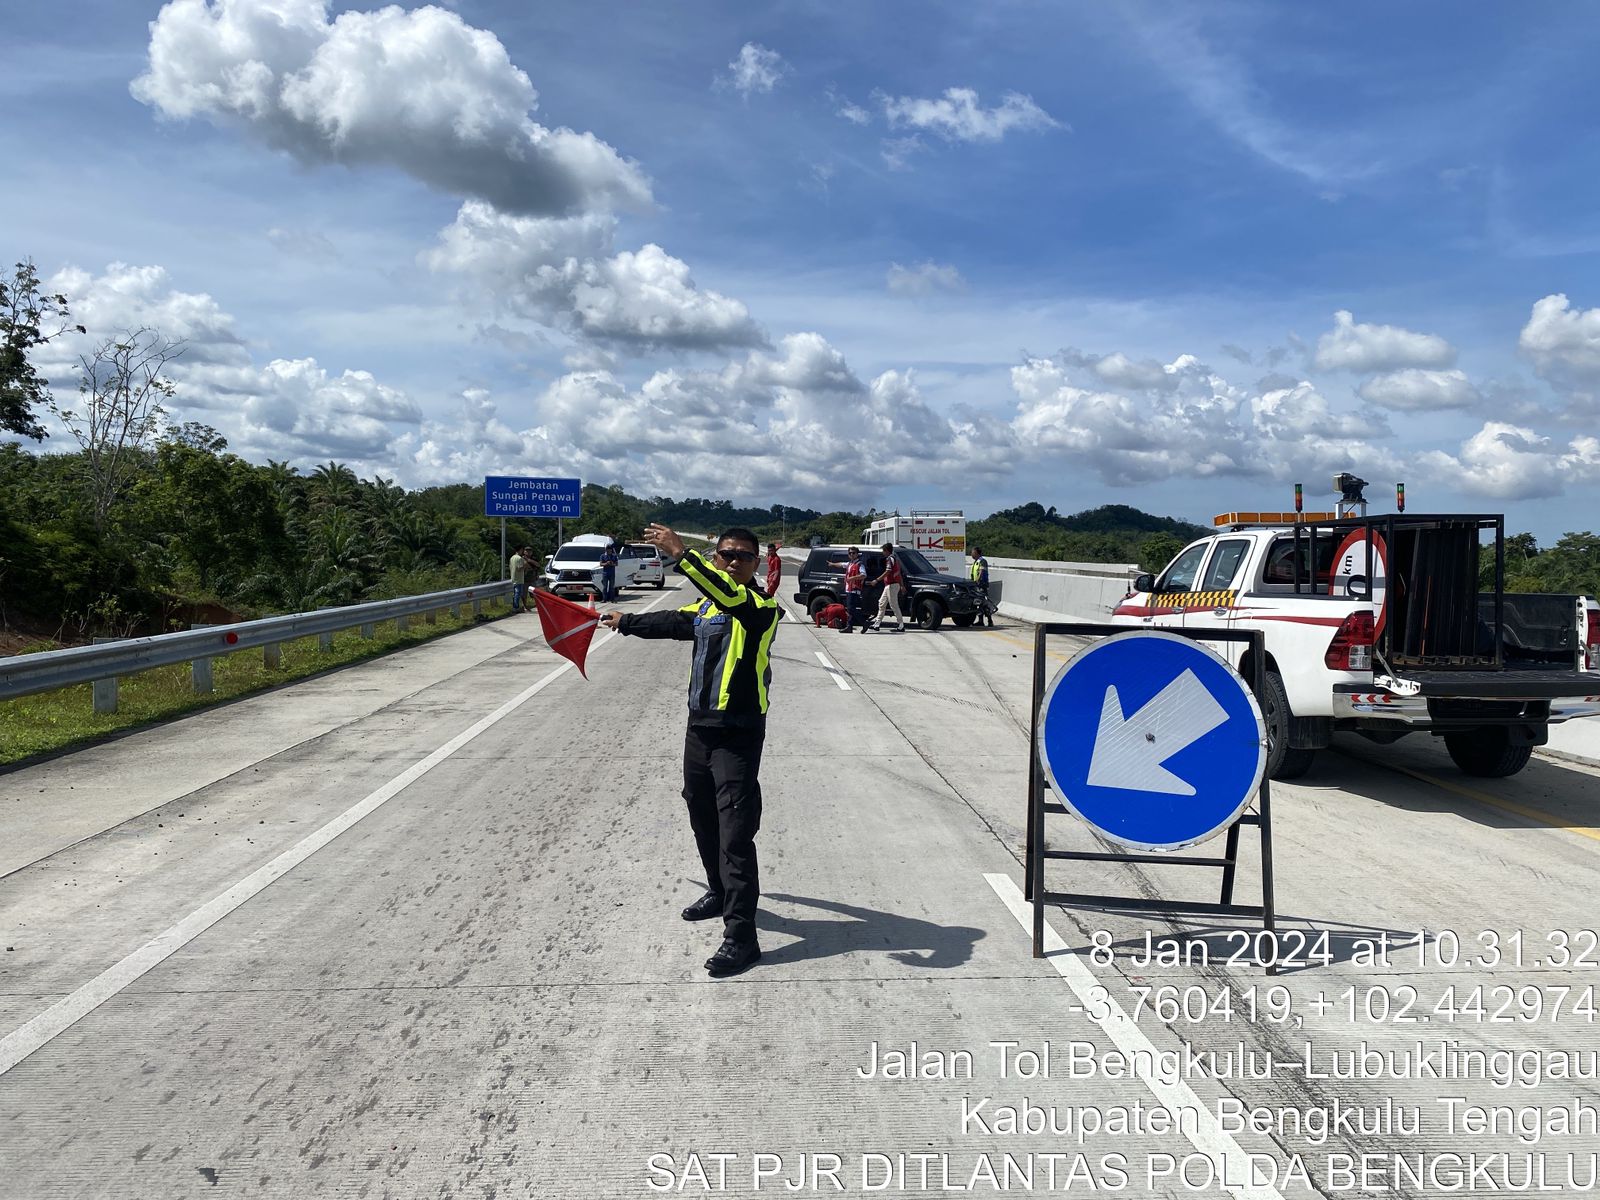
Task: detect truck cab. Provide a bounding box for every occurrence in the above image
[1115,511,1600,780]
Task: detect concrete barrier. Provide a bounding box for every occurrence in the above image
[991,563,1137,624]
[1542,718,1600,768]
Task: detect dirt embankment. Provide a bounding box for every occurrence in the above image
[1,599,242,657]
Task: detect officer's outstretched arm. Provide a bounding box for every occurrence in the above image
[616,608,696,640]
[676,550,778,628]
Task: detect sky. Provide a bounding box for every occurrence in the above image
[6,0,1600,540]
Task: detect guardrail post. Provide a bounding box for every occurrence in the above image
[450,604,461,619]
[91,637,119,713]
[191,624,214,694]
[361,623,375,639]
[396,615,410,633]
[263,642,281,670]
[318,632,333,651]
[472,600,481,617]
[425,608,437,625]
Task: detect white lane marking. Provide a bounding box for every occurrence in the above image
[814,651,851,690]
[985,873,1286,1200]
[0,590,678,1078]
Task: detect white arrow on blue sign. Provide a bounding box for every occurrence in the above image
[1037,631,1266,850]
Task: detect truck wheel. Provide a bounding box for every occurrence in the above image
[1444,729,1533,778]
[914,597,945,631]
[807,594,835,619]
[1256,669,1315,781]
[951,613,977,628]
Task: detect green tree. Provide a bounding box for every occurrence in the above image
[1,259,83,440]
[1139,532,1186,574]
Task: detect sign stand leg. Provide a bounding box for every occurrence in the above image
[500,517,507,579]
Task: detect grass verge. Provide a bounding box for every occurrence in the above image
[1,608,504,768]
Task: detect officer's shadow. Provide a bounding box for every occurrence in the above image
[759,893,984,968]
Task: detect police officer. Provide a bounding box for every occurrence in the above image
[969,545,994,627]
[601,523,779,978]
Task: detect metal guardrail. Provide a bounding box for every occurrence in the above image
[0,581,512,708]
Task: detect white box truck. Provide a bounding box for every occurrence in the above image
[862,510,966,575]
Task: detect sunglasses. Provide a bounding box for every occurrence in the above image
[715,547,758,563]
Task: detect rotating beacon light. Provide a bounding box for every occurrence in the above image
[1396,482,1406,512]
[1294,483,1303,513]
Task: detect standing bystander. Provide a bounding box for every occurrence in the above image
[969,545,994,627]
[840,546,867,632]
[765,543,782,600]
[867,543,905,631]
[600,539,619,602]
[510,546,528,612]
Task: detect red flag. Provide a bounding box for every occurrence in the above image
[532,589,600,678]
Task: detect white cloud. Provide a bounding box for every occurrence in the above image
[1093,351,1174,391]
[1518,293,1600,384]
[131,0,651,216]
[886,261,966,296]
[1123,12,1381,190]
[880,136,923,171]
[1357,368,1480,412]
[425,333,1000,508]
[41,263,250,378]
[718,43,786,97]
[1417,422,1600,500]
[1006,352,1399,486]
[38,262,421,465]
[1312,310,1455,373]
[880,87,1060,143]
[425,201,766,351]
[837,100,870,125]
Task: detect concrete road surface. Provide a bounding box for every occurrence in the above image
[2,576,1599,1198]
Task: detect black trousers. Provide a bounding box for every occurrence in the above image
[681,723,765,944]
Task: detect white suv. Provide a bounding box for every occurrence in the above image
[541,538,610,599]
[622,543,666,589]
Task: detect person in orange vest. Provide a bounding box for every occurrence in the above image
[764,542,782,598]
[866,543,905,632]
[840,545,867,631]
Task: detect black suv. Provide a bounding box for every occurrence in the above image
[793,546,986,630]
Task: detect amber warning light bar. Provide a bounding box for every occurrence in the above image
[1214,511,1337,527]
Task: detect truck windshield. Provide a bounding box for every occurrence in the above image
[553,547,605,564]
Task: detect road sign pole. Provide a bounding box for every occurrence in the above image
[501,518,507,578]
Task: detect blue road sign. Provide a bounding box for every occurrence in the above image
[1037,631,1265,850]
[484,476,582,518]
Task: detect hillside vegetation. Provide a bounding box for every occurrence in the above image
[2,435,1595,648]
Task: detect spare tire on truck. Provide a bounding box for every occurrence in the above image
[1443,728,1534,778]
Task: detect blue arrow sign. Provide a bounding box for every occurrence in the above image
[1037,631,1265,850]
[484,476,581,518]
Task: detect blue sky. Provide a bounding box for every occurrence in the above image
[6,1,1600,540]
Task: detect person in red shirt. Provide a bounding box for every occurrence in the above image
[866,543,905,632]
[840,546,866,631]
[765,542,782,599]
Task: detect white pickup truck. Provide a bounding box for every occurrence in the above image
[1112,512,1600,780]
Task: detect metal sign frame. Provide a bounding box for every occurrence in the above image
[1024,622,1277,973]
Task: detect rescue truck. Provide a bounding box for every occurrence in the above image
[861,510,966,575]
[1112,479,1600,781]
